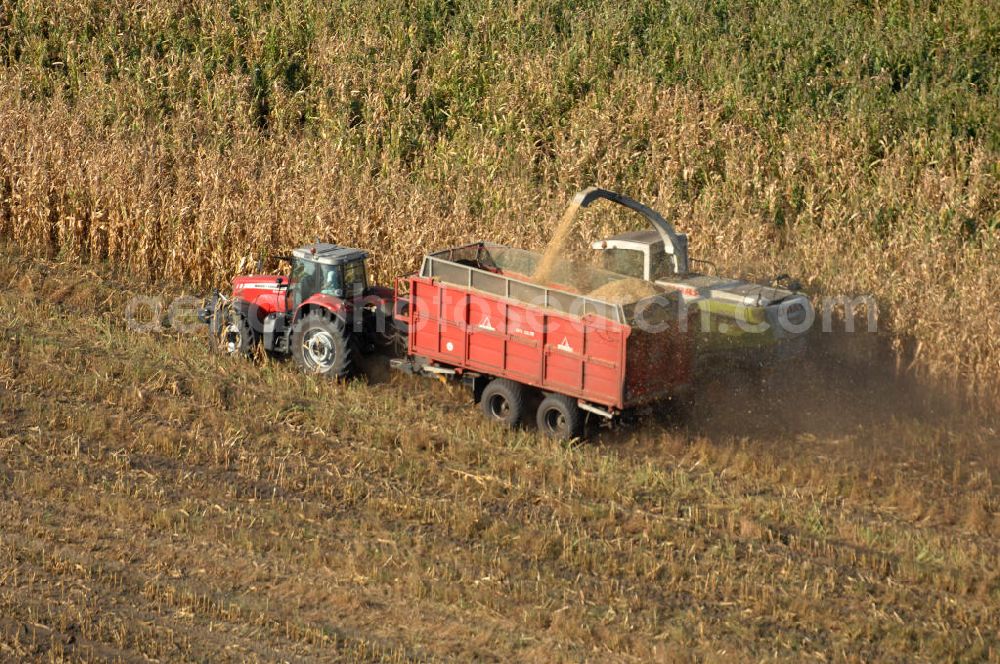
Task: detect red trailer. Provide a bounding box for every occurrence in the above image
[393,242,694,439]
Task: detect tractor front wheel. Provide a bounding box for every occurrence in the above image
[291,312,353,378]
[217,311,255,358]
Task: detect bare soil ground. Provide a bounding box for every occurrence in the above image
[1,245,998,662]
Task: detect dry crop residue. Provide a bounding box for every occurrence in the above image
[2,244,999,661]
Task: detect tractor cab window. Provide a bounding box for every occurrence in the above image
[290,258,317,303]
[318,264,342,296]
[290,258,309,283]
[289,258,339,306]
[341,260,367,296]
[600,248,646,280]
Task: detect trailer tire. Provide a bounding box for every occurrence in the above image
[291,312,353,378]
[536,394,584,440]
[480,379,525,428]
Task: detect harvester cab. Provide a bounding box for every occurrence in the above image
[578,187,813,357]
[573,187,690,277]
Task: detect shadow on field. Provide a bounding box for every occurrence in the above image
[355,352,395,385]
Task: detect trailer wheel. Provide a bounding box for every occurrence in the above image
[217,311,255,358]
[536,394,584,440]
[480,379,525,428]
[291,312,353,378]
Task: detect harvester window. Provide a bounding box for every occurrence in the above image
[651,251,675,280]
[602,248,645,280]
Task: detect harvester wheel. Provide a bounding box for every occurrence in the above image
[217,311,255,358]
[480,379,525,428]
[536,394,584,440]
[291,312,352,378]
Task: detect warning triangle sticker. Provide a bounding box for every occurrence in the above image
[479,315,494,331]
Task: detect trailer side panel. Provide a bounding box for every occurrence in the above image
[407,275,629,409]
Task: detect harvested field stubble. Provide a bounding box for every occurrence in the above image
[1,244,999,660]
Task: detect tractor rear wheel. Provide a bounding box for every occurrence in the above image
[480,379,525,428]
[291,312,352,378]
[217,310,255,358]
[536,393,584,440]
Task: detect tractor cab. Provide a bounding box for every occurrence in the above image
[288,243,370,310]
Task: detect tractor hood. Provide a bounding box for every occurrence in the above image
[231,275,289,303]
[232,274,288,291]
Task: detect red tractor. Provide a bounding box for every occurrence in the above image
[199,242,395,377]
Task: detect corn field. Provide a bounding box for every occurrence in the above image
[0,0,997,404]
